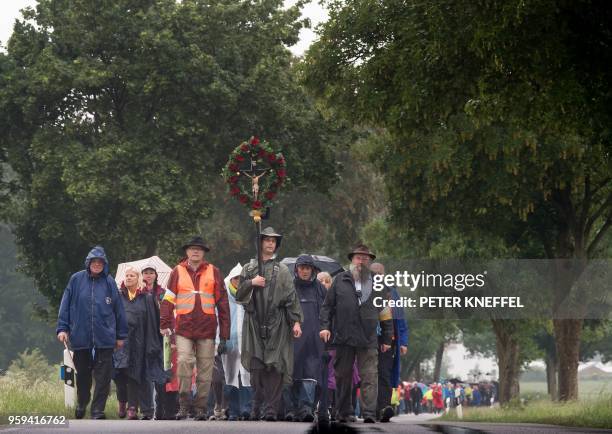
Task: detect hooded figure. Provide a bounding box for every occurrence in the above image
[220,263,253,420]
[56,246,128,419]
[57,247,128,350]
[222,263,251,388]
[283,254,326,422]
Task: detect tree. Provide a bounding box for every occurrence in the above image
[0,0,337,308]
[0,224,57,370]
[303,0,612,400]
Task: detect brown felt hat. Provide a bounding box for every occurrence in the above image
[347,243,376,261]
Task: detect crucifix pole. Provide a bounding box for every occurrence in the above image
[237,158,269,330]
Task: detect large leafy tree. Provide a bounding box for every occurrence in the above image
[303,0,611,400]
[0,225,56,370]
[0,0,337,308]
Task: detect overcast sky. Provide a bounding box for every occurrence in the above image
[0,0,327,55]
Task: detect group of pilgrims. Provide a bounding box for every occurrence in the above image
[56,226,408,424]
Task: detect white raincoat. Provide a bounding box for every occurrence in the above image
[221,263,251,387]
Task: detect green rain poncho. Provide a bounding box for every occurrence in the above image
[236,258,303,375]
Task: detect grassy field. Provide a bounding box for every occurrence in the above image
[440,395,612,429]
[0,372,120,424]
[439,380,612,429]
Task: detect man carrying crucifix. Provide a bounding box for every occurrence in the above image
[236,227,303,421]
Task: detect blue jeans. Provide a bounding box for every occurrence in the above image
[283,380,316,418]
[224,385,252,418]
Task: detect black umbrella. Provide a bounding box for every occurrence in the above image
[281,254,344,276]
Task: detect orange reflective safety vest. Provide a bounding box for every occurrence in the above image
[175,265,216,315]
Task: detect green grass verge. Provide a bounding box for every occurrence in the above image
[439,395,612,430]
[519,379,612,400]
[0,373,120,424]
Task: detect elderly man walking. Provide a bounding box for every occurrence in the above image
[319,244,393,424]
[57,246,128,420]
[160,236,230,420]
[236,227,303,421]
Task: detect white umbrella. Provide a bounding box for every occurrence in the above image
[115,255,173,288]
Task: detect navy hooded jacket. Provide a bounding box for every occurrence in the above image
[56,246,128,350]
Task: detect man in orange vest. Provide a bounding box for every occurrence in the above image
[160,236,230,420]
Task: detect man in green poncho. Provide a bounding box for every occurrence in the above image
[236,227,303,421]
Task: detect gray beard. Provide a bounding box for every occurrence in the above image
[350,263,370,285]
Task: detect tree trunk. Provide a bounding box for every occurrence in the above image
[553,318,582,401]
[414,361,422,382]
[144,239,158,258]
[545,352,558,400]
[492,320,521,405]
[433,341,445,382]
[550,255,585,402]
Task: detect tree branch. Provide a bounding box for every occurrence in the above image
[586,191,612,236]
[578,176,591,241]
[590,177,611,197]
[587,215,612,256]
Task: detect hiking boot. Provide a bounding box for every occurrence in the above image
[302,413,315,423]
[75,406,86,419]
[264,413,277,422]
[175,405,189,420]
[194,409,207,420]
[380,406,394,423]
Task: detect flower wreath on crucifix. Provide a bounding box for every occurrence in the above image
[222,136,287,220]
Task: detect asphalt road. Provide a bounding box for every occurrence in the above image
[1,414,610,434]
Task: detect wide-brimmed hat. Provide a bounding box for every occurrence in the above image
[182,236,210,252]
[347,243,376,261]
[260,226,282,250]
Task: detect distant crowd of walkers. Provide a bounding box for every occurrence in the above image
[395,381,498,416]
[56,229,409,424]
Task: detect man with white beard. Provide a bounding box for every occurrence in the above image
[319,244,394,424]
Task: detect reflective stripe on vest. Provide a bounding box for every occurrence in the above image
[175,265,216,315]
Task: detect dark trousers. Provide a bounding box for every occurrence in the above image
[334,345,378,420]
[282,380,316,418]
[73,348,113,416]
[225,373,252,418]
[376,345,394,415]
[154,383,178,419]
[114,369,138,409]
[141,380,154,416]
[250,362,284,418]
[114,369,154,416]
[225,384,252,417]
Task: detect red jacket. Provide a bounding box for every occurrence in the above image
[160,259,230,340]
